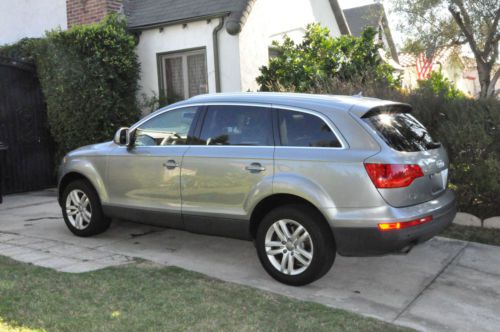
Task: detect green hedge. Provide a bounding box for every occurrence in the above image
[1,15,141,159]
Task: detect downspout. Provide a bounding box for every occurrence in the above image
[212,16,225,93]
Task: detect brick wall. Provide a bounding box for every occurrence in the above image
[66,0,122,28]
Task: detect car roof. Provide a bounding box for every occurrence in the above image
[174,92,405,117]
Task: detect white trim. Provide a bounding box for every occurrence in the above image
[159,49,207,100]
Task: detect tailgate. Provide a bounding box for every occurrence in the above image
[361,105,449,207]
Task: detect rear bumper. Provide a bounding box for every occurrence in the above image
[326,189,457,256]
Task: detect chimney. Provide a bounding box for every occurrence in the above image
[66,0,123,28]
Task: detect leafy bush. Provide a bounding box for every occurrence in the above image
[429,98,500,218]
[256,24,398,92]
[0,37,40,62]
[1,15,141,159]
[416,71,466,100]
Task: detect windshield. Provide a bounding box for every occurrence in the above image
[363,112,440,152]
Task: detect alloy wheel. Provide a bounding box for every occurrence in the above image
[264,219,314,275]
[65,189,92,230]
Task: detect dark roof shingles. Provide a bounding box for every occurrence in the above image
[124,0,250,29]
[342,3,382,37]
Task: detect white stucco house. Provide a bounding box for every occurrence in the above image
[2,0,354,103]
[0,0,67,45]
[122,0,351,102]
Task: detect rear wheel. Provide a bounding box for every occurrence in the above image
[256,204,336,286]
[62,180,111,237]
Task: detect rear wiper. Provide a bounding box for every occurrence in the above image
[427,141,442,149]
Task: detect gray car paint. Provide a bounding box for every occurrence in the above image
[58,92,455,242]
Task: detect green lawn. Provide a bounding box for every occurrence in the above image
[0,256,410,332]
[440,224,500,247]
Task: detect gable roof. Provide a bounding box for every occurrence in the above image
[343,3,381,37]
[343,3,398,62]
[124,0,349,35]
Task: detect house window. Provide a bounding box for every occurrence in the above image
[159,49,208,103]
[268,47,283,60]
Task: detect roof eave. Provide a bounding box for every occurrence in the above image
[127,12,231,32]
[329,0,351,35]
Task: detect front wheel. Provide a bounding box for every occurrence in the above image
[61,179,111,237]
[256,204,336,286]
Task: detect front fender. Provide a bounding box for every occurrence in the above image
[59,156,109,204]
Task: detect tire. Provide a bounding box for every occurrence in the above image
[256,204,336,286]
[61,179,111,237]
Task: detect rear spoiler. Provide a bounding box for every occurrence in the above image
[361,104,413,118]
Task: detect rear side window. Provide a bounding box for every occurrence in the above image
[199,105,273,146]
[278,109,342,148]
[363,112,439,152]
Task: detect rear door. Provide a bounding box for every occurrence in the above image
[360,105,449,207]
[180,104,274,235]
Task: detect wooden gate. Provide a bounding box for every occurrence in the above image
[0,56,55,194]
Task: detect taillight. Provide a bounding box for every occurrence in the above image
[364,163,424,188]
[378,216,433,232]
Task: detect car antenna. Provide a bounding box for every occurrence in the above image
[353,91,363,97]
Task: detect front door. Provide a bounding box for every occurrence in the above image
[181,104,275,237]
[106,106,200,227]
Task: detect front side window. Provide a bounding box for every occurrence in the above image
[198,105,273,146]
[134,107,197,146]
[278,109,342,148]
[159,49,208,103]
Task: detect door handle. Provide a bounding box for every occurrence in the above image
[163,159,179,169]
[245,163,266,173]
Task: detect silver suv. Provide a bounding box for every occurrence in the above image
[58,93,456,285]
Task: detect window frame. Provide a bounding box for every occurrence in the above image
[156,47,208,101]
[274,106,347,149]
[129,106,203,148]
[194,104,276,147]
[130,103,348,149]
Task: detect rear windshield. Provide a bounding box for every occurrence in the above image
[363,112,439,152]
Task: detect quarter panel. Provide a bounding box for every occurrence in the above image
[274,148,386,208]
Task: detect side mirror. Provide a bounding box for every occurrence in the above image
[113,127,129,146]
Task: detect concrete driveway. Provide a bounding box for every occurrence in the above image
[1,189,499,332]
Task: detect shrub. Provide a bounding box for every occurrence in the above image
[33,14,140,159]
[415,71,466,100]
[257,24,398,92]
[431,98,500,218]
[0,37,40,62]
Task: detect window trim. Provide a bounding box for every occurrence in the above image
[271,105,347,149]
[126,106,202,148]
[130,102,347,149]
[195,104,276,147]
[156,47,208,101]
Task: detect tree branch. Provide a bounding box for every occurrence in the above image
[487,67,500,97]
[483,8,500,60]
[448,3,483,62]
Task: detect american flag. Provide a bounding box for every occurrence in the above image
[416,52,433,80]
